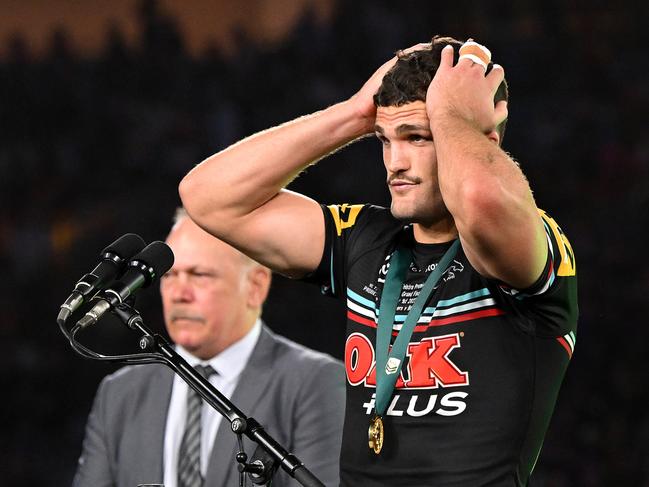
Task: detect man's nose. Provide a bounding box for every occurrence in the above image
[169,274,194,302]
[386,142,410,173]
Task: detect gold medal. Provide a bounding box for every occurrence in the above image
[368,414,384,454]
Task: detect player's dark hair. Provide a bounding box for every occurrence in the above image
[374,35,509,141]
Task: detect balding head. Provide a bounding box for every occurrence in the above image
[160,212,271,359]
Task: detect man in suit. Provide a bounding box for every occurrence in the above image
[72,209,345,487]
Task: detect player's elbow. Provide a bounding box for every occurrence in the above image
[179,171,213,224]
[178,172,197,212]
[179,170,243,239]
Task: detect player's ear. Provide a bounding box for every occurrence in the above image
[487,129,500,145]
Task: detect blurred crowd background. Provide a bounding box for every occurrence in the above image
[1,0,647,485]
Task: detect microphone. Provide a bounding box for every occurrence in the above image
[57,233,146,324]
[76,241,174,329]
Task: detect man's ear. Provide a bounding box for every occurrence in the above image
[246,266,272,309]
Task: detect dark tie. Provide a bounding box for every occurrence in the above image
[178,364,216,487]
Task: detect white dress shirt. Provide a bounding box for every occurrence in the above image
[163,319,262,487]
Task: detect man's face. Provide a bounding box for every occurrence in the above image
[160,218,257,360]
[375,101,448,225]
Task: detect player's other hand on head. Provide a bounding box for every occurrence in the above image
[348,43,430,135]
[426,43,507,134]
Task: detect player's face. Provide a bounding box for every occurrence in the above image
[161,218,255,360]
[375,101,448,225]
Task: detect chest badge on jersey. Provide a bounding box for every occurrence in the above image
[385,357,401,375]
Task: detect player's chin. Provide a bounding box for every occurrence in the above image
[390,205,412,222]
[390,200,417,222]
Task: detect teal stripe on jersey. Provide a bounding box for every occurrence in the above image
[393,288,492,320]
[347,288,376,309]
[436,287,491,308]
[421,287,491,313]
[348,287,492,317]
[394,296,496,322]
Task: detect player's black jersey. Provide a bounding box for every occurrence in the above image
[308,204,578,487]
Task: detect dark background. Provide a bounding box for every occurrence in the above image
[1,1,648,485]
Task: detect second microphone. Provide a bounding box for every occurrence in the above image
[76,241,175,329]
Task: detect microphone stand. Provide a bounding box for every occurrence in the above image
[59,302,325,487]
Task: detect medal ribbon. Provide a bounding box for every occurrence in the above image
[374,239,460,416]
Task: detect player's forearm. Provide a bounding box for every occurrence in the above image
[434,116,533,218]
[432,115,546,287]
[179,100,368,235]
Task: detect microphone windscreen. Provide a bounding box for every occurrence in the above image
[132,241,175,280]
[102,233,146,260]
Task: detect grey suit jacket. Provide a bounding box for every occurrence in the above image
[72,325,345,487]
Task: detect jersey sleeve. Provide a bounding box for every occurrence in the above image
[499,210,579,345]
[303,204,399,299]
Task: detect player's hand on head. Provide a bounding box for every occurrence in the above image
[426,43,506,134]
[348,43,430,134]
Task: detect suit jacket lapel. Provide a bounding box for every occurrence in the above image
[204,326,277,486]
